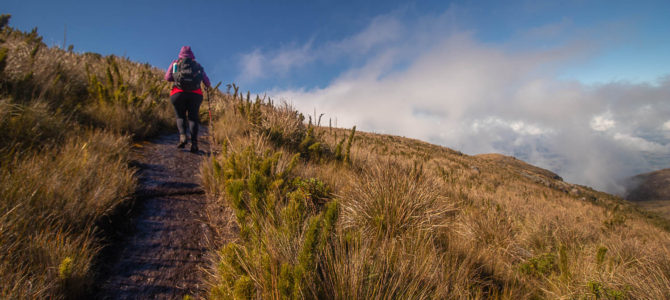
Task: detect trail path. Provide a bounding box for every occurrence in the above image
[97,130,213,299]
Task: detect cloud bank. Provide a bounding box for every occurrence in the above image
[246,10,670,194]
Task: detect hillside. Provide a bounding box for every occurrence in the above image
[625,168,670,202]
[200,93,670,299]
[2,14,670,299]
[625,168,670,219]
[0,16,174,298]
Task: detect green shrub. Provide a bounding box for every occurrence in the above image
[519,253,557,277]
[0,47,8,73]
[58,257,73,280]
[587,280,627,300]
[334,138,345,161]
[0,14,10,31]
[596,246,608,267]
[558,245,570,280]
[233,276,255,300]
[344,125,356,163]
[205,143,339,299]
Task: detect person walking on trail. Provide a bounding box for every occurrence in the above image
[165,46,211,153]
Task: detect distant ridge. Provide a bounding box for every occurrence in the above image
[477,153,562,181]
[624,168,670,220]
[625,168,670,202]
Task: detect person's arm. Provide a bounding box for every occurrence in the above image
[202,67,211,88]
[164,62,175,82]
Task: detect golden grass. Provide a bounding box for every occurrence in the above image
[0,131,135,298]
[339,158,456,240]
[0,19,173,298]
[202,87,670,299]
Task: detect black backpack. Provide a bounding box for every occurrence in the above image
[173,58,203,90]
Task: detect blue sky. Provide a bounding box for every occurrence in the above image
[4,0,669,89]
[3,0,670,192]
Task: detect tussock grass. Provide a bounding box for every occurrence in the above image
[0,131,135,298]
[320,232,448,299]
[0,99,67,157]
[261,102,308,148]
[340,158,455,240]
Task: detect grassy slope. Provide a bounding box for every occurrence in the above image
[0,17,173,298]
[202,91,670,299]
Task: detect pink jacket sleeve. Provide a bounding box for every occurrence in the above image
[164,61,176,82]
[202,69,211,88]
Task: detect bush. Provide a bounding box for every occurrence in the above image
[204,142,339,299]
[519,253,557,277]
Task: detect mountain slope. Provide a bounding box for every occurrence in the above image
[200,94,670,299]
[625,168,670,202]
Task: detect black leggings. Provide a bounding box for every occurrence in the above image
[170,92,203,143]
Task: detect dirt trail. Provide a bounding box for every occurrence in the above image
[96,130,213,299]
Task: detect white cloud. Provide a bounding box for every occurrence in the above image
[663,120,670,131]
[238,42,315,82]
[269,12,670,193]
[270,41,315,73]
[472,118,549,136]
[590,113,616,131]
[510,121,547,136]
[236,12,406,84]
[329,14,404,55]
[613,133,670,153]
[239,49,265,82]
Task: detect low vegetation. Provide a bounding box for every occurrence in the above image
[0,15,172,298]
[202,87,670,299]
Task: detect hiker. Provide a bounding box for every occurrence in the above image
[165,46,211,153]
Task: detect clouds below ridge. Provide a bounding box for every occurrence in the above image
[246,9,670,194]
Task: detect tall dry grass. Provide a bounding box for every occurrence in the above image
[339,159,455,240]
[0,131,135,298]
[0,99,67,157]
[0,16,174,298]
[201,83,670,299]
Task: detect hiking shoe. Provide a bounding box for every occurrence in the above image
[177,135,187,148]
[190,143,199,153]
